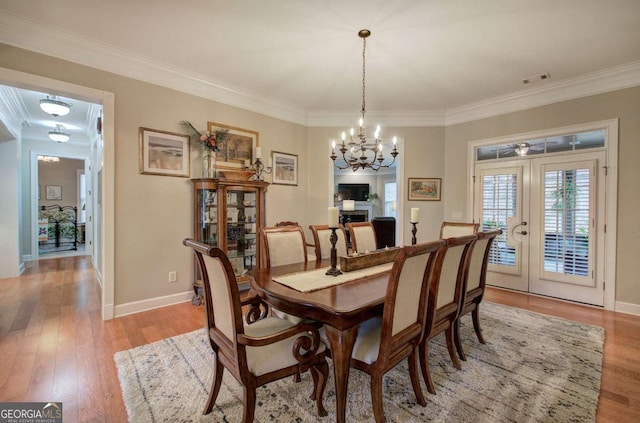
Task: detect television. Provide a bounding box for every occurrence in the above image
[337,183,370,201]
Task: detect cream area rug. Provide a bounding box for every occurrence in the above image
[114,302,604,422]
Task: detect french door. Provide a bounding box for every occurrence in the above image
[474,151,606,306]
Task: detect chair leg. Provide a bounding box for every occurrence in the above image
[241,386,256,423]
[454,318,467,361]
[203,359,224,415]
[445,326,462,370]
[472,306,486,344]
[310,361,329,417]
[419,341,436,395]
[370,373,385,423]
[408,349,426,406]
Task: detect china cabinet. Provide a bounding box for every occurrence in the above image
[191,178,268,292]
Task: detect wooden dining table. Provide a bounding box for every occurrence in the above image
[249,259,391,423]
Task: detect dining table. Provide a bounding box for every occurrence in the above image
[249,258,392,423]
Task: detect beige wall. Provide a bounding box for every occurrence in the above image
[444,87,640,306]
[38,157,83,208]
[2,42,639,310]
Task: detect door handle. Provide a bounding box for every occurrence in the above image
[517,230,528,235]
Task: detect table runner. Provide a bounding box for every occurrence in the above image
[272,262,393,292]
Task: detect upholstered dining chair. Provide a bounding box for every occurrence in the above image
[439,221,479,239]
[454,229,501,361]
[419,234,477,395]
[346,221,378,254]
[183,239,329,422]
[308,224,348,261]
[346,240,446,423]
[275,220,299,227]
[259,224,310,268]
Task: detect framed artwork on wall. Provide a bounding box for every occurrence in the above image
[272,151,298,186]
[45,185,62,200]
[139,127,190,177]
[408,177,441,201]
[207,122,258,170]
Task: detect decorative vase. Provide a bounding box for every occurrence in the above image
[202,148,217,178]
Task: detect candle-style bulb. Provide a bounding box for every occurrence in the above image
[359,118,364,128]
[350,127,355,137]
[341,131,346,141]
[393,136,397,145]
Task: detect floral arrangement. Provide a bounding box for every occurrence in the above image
[180,121,228,152]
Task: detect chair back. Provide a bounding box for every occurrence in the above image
[465,230,501,293]
[260,225,309,267]
[183,239,244,352]
[309,224,348,260]
[275,221,299,227]
[434,234,477,310]
[346,221,377,253]
[439,221,479,239]
[378,240,447,359]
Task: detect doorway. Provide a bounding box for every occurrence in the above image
[469,120,617,308]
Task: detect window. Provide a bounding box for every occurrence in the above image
[384,182,397,218]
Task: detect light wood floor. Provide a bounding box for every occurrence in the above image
[0,255,638,422]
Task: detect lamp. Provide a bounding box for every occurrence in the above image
[49,124,71,143]
[515,142,530,156]
[330,29,399,172]
[39,95,72,117]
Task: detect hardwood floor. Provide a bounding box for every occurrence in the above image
[1,255,638,422]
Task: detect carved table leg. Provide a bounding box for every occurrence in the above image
[325,325,359,423]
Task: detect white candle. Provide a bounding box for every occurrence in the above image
[328,207,339,228]
[267,158,272,168]
[411,207,420,223]
[244,159,250,168]
[255,147,262,159]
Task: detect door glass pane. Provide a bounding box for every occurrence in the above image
[384,182,397,218]
[543,168,590,276]
[481,173,517,266]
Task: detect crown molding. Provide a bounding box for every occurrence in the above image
[0,85,30,136]
[445,61,640,125]
[2,11,638,129]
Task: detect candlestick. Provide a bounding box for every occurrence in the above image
[411,222,418,245]
[410,207,420,223]
[328,207,339,228]
[325,227,343,276]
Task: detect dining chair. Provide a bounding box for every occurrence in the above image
[308,224,348,261]
[183,239,329,422]
[259,224,310,268]
[454,229,501,361]
[347,239,447,422]
[346,221,378,253]
[275,220,299,227]
[439,221,479,239]
[419,234,477,394]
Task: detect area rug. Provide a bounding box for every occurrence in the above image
[114,302,604,422]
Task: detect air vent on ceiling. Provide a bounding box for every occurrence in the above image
[522,73,551,85]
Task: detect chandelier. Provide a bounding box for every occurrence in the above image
[331,29,399,172]
[49,124,71,142]
[40,95,72,117]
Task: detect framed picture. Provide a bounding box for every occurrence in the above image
[45,185,62,200]
[207,122,258,170]
[272,151,298,186]
[139,127,190,177]
[408,177,442,201]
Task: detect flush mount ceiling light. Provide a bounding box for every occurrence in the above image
[515,142,530,156]
[49,124,71,142]
[39,95,72,117]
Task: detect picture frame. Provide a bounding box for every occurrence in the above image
[272,151,298,186]
[139,127,190,177]
[408,177,442,201]
[45,185,62,200]
[207,122,258,170]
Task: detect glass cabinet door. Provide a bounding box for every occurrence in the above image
[196,187,218,246]
[226,188,258,278]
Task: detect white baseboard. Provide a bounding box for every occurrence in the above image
[114,290,194,318]
[18,261,25,275]
[614,301,640,317]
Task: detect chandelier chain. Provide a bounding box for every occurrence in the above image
[361,36,366,116]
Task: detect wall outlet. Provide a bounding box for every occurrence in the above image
[168,271,177,283]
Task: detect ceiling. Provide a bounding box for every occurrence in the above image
[1,0,639,129]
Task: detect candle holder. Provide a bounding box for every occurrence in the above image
[245,158,272,181]
[411,222,418,245]
[325,227,343,276]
